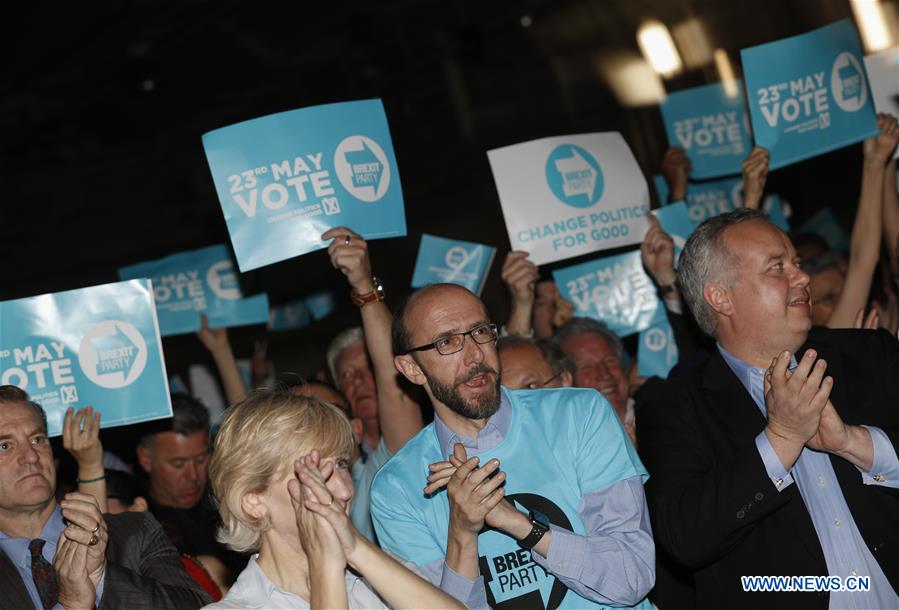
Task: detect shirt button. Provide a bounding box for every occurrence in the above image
[850,569,858,577]
[817,477,826,487]
[556,563,564,570]
[833,519,841,528]
[874,473,885,482]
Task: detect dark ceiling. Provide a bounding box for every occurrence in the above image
[1,0,891,374]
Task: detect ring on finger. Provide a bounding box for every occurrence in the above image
[88,534,100,546]
[91,522,100,534]
[344,235,351,247]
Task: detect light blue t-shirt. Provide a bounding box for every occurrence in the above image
[350,438,392,544]
[371,386,649,610]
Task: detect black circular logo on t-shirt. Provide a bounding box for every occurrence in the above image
[477,493,572,610]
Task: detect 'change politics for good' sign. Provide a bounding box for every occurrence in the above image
[865,46,899,160]
[660,80,752,179]
[119,245,270,336]
[741,18,878,169]
[488,133,650,265]
[203,99,407,271]
[0,280,172,437]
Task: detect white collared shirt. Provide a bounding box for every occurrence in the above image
[203,554,388,610]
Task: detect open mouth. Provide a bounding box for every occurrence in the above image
[463,373,491,388]
[597,386,617,396]
[789,294,811,308]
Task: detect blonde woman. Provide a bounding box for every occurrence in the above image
[204,390,464,610]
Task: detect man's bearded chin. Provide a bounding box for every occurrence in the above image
[426,363,501,420]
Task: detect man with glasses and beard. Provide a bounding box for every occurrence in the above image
[370,283,654,610]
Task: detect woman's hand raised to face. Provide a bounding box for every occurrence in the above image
[288,453,346,573]
[292,451,360,561]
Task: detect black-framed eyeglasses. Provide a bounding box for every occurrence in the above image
[525,371,563,390]
[404,323,498,356]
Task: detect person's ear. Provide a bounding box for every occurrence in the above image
[129,496,149,512]
[704,283,734,318]
[136,444,152,474]
[241,491,268,522]
[394,354,426,386]
[350,418,364,445]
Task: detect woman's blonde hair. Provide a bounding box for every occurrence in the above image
[209,389,355,552]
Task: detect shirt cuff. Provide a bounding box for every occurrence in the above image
[531,524,585,581]
[858,426,899,488]
[755,431,794,492]
[440,562,487,609]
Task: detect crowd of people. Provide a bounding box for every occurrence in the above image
[1,112,898,609]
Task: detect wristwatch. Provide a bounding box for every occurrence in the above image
[518,509,550,550]
[351,276,385,308]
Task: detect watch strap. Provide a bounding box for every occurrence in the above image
[518,510,550,550]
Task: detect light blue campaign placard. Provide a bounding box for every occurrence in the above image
[202,99,407,271]
[268,299,312,331]
[306,291,337,321]
[638,317,679,378]
[797,208,850,252]
[660,80,752,179]
[119,245,270,337]
[653,175,790,231]
[0,280,172,437]
[741,19,878,169]
[411,234,497,296]
[553,250,665,337]
[652,201,694,264]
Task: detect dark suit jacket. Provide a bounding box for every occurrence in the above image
[639,327,899,610]
[0,510,211,610]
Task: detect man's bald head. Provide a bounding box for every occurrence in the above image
[392,284,487,355]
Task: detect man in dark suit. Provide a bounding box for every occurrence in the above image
[0,385,210,609]
[639,209,899,609]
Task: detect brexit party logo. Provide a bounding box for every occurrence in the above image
[334,136,392,203]
[831,52,867,113]
[206,260,242,300]
[545,145,604,208]
[478,493,571,610]
[77,321,148,389]
[445,246,473,270]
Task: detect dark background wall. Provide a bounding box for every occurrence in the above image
[2,0,894,381]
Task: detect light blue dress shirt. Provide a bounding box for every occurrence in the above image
[0,504,105,610]
[719,344,899,609]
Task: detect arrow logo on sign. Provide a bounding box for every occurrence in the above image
[91,323,140,379]
[344,141,383,193]
[554,147,597,201]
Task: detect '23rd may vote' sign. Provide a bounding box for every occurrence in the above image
[0,280,172,437]
[742,18,878,169]
[660,80,753,179]
[119,244,270,336]
[553,250,665,338]
[488,133,650,265]
[203,99,407,272]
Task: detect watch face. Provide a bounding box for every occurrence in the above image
[530,509,550,528]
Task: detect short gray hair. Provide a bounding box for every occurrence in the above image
[678,208,769,336]
[0,385,48,433]
[326,326,364,384]
[553,317,627,365]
